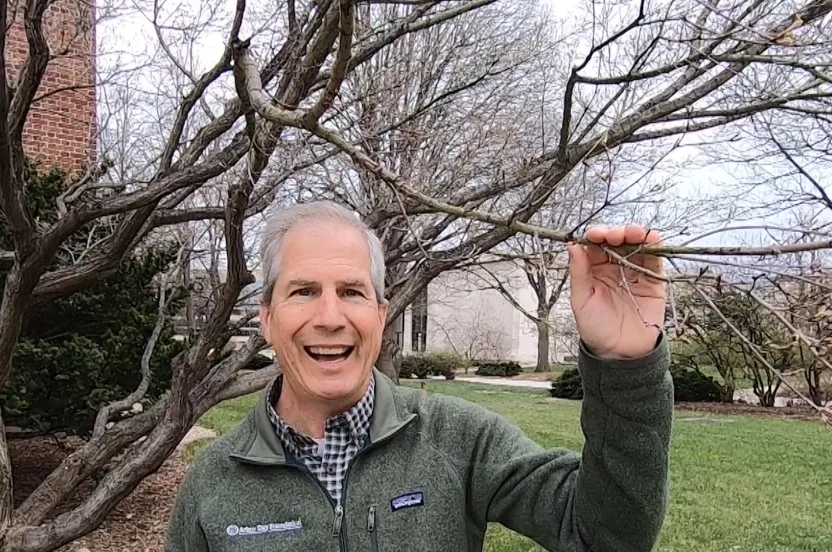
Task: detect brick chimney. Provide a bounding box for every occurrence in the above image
[4,0,97,173]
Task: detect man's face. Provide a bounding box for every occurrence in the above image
[260,220,387,408]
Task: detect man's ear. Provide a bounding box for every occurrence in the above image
[259,303,272,346]
[377,298,388,329]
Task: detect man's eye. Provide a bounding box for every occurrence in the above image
[345,289,364,297]
[292,288,312,296]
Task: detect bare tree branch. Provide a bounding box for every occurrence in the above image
[155,0,245,177]
[304,0,354,126]
[90,261,177,440]
[770,134,832,212]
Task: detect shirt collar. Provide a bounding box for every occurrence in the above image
[265,373,375,452]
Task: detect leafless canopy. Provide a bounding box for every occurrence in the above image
[1,0,832,549]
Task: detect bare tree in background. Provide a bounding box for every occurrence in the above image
[0,0,512,548]
[467,246,569,372]
[285,0,563,376]
[234,0,832,382]
[667,112,832,408]
[770,261,832,406]
[2,0,832,549]
[465,171,616,373]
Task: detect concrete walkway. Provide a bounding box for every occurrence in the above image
[732,388,805,407]
[452,376,551,390]
[176,425,217,451]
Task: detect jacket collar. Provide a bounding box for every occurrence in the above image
[229,368,415,465]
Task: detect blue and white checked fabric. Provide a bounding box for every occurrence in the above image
[265,374,374,504]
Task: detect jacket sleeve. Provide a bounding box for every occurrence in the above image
[468,334,673,552]
[165,462,210,552]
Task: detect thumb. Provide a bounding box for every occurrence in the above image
[567,243,594,310]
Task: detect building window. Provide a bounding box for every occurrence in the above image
[411,288,428,352]
[393,313,405,348]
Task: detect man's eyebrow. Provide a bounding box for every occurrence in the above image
[287,279,318,287]
[339,278,369,288]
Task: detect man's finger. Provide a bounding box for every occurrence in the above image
[624,224,647,244]
[586,243,608,266]
[584,226,612,266]
[642,252,665,277]
[567,243,594,310]
[585,225,608,244]
[644,228,662,245]
[605,226,626,246]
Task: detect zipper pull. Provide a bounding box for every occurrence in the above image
[367,505,376,532]
[332,504,344,537]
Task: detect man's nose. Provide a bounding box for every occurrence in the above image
[312,290,347,331]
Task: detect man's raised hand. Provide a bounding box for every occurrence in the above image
[567,224,666,359]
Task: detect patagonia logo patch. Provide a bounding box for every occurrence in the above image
[225,519,302,537]
[391,491,424,512]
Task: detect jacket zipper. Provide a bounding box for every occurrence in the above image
[288,462,346,551]
[333,504,345,538]
[237,415,417,552]
[367,505,378,552]
[337,416,416,552]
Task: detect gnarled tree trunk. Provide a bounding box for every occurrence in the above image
[0,412,11,550]
[535,315,551,373]
[377,325,401,383]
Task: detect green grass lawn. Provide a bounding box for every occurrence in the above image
[194,382,832,552]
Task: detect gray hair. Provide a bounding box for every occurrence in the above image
[259,200,386,305]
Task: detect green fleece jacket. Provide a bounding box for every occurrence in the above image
[166,337,673,552]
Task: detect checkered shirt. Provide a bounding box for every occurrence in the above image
[265,374,374,505]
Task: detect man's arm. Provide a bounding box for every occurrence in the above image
[165,463,211,551]
[467,335,673,552]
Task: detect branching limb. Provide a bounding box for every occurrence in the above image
[304,0,354,126]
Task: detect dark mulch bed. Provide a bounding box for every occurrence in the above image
[675,401,824,422]
[9,435,187,552]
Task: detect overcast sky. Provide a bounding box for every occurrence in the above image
[93,0,829,249]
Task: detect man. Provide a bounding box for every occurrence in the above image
[166,200,673,552]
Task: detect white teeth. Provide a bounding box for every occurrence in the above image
[308,346,350,355]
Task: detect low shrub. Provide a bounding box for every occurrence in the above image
[670,364,722,402]
[549,368,583,400]
[399,352,463,380]
[549,364,723,403]
[473,360,522,378]
[399,356,428,379]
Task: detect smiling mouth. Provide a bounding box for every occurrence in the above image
[304,346,355,363]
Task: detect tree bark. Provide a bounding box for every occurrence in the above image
[182,245,194,341]
[0,268,40,544]
[0,411,12,550]
[805,363,825,406]
[14,402,165,526]
[377,324,400,383]
[535,316,550,373]
[0,266,40,389]
[5,415,193,552]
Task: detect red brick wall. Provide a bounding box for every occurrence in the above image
[4,0,96,174]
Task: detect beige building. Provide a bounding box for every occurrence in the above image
[392,261,577,364]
